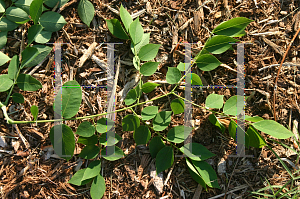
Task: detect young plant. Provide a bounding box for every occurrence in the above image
[0,3,296,199]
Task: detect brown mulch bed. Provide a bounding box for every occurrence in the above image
[1,0,300,198]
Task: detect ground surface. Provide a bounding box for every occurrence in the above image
[0,0,300,198]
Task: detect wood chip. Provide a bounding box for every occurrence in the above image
[78,42,98,68]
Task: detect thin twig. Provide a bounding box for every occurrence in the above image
[273,26,300,121]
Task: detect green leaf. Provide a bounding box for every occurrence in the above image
[77,135,98,145]
[247,125,266,148]
[16,74,42,91]
[101,146,124,161]
[49,124,75,161]
[39,11,66,32]
[208,114,225,133]
[233,30,246,37]
[134,125,151,145]
[228,120,237,141]
[8,55,19,80]
[223,95,244,116]
[20,47,39,68]
[0,31,7,49]
[43,0,68,8]
[0,0,5,13]
[191,73,203,86]
[129,17,143,44]
[76,121,95,137]
[0,74,13,92]
[140,62,159,76]
[167,126,192,143]
[78,0,95,27]
[177,62,186,71]
[170,98,184,115]
[90,174,106,199]
[6,7,30,24]
[29,0,43,24]
[106,18,129,40]
[27,24,43,45]
[228,120,248,147]
[252,120,294,139]
[99,132,122,146]
[153,111,172,131]
[34,30,52,43]
[30,105,38,121]
[138,44,161,61]
[192,160,220,189]
[149,136,165,158]
[68,168,93,186]
[96,118,114,133]
[14,0,33,14]
[120,4,132,32]
[186,158,206,189]
[204,35,239,54]
[166,67,181,84]
[122,114,140,131]
[12,93,24,103]
[53,80,82,118]
[245,115,264,122]
[141,82,159,93]
[0,17,19,31]
[26,45,52,67]
[141,106,158,120]
[131,33,150,55]
[0,51,10,66]
[124,88,137,105]
[83,160,101,181]
[196,54,222,71]
[212,17,253,37]
[79,144,100,159]
[156,146,174,174]
[180,143,215,161]
[205,93,224,109]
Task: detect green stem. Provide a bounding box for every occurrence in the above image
[1,88,174,124]
[4,63,22,106]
